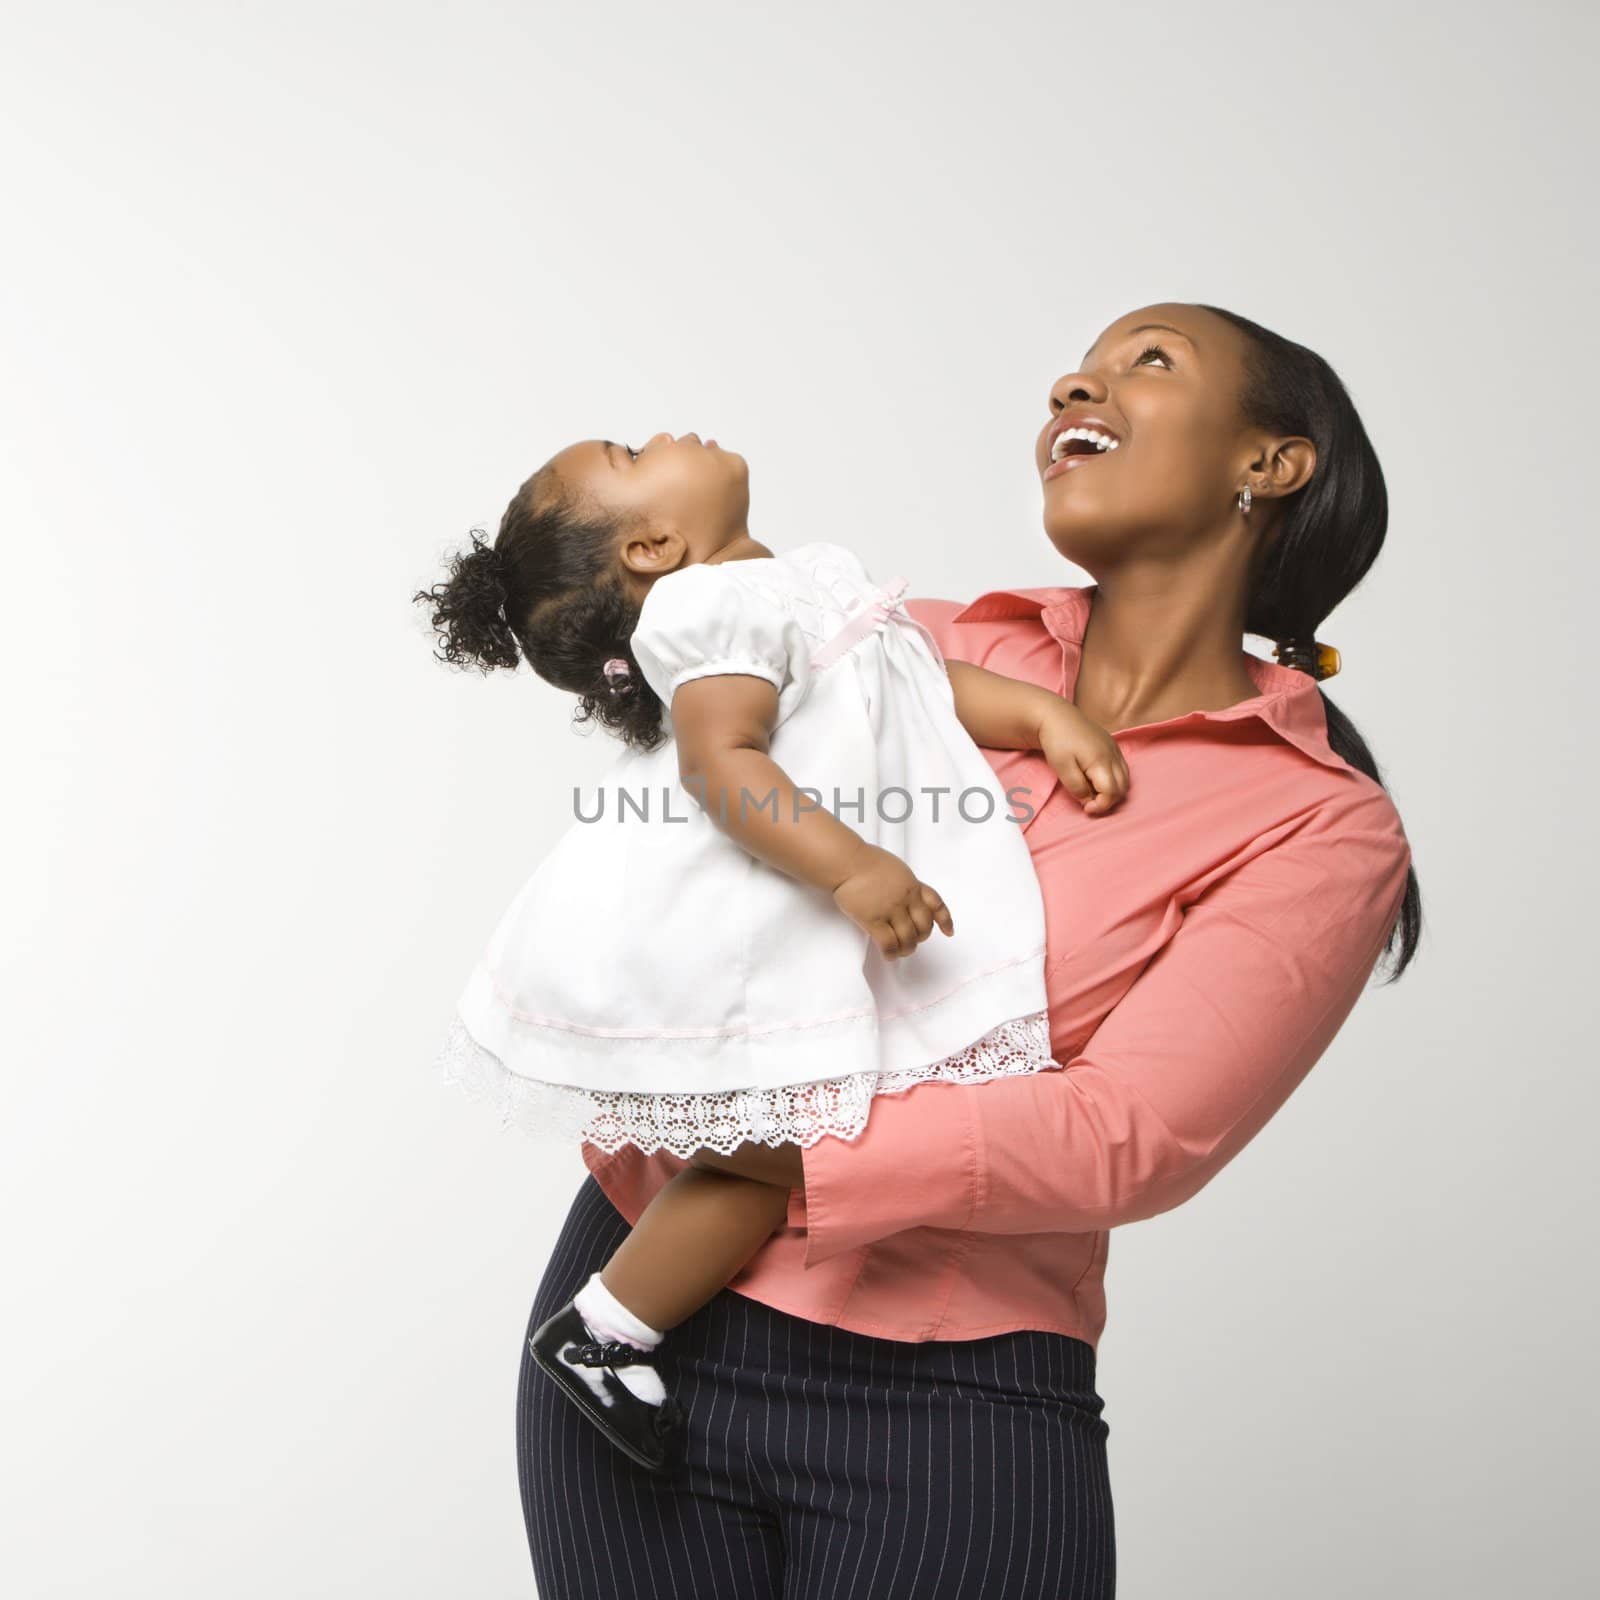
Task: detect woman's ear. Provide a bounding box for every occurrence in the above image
[1260,435,1317,500]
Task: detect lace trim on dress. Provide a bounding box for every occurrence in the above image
[436,1009,1059,1158]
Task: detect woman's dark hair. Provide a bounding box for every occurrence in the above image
[412,471,668,753]
[1197,303,1422,982]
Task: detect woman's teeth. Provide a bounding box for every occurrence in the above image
[1049,427,1120,463]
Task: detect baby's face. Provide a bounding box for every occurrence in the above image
[544,433,751,564]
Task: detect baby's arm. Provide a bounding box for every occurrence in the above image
[946,661,1130,816]
[669,673,953,960]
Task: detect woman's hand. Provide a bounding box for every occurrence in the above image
[832,844,955,960]
[689,1140,806,1188]
[1038,702,1129,816]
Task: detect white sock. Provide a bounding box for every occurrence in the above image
[571,1272,667,1406]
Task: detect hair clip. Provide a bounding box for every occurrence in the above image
[1272,638,1342,681]
[601,657,633,691]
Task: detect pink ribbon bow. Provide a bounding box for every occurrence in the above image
[809,575,919,672]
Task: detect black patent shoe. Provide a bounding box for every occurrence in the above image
[528,1300,686,1475]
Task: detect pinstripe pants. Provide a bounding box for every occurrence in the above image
[518,1174,1116,1597]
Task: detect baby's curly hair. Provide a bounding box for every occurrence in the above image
[412,470,667,752]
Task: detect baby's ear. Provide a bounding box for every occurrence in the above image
[620,525,688,580]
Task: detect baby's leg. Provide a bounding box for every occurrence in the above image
[563,1163,791,1411]
[600,1163,793,1331]
[536,1160,794,1469]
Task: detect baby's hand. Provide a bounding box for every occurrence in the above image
[1039,703,1130,816]
[833,845,954,961]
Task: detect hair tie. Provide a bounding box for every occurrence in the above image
[1272,637,1341,681]
[601,657,633,694]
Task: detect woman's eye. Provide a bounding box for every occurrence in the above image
[1133,344,1173,369]
[626,444,640,460]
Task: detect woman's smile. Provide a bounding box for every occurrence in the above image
[1043,419,1123,482]
[1039,411,1124,482]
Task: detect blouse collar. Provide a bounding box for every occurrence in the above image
[950,584,1350,774]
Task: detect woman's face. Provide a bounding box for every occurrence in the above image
[1034,303,1262,569]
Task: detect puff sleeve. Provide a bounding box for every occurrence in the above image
[630,563,811,715]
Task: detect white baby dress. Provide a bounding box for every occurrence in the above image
[436,540,1060,1158]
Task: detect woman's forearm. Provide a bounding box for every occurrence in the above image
[794,803,1414,1267]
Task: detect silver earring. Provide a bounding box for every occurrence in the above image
[1237,485,1252,515]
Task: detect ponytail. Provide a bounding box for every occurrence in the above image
[1200,303,1422,982]
[412,473,669,753]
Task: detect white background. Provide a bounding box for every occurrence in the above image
[4,2,1595,1594]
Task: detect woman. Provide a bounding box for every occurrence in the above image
[517,302,1421,1598]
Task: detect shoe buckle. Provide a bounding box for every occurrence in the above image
[568,1338,657,1369]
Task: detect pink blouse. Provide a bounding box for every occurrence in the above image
[581,583,1414,1350]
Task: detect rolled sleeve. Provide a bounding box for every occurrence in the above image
[800,790,1413,1264]
[797,1075,977,1266]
